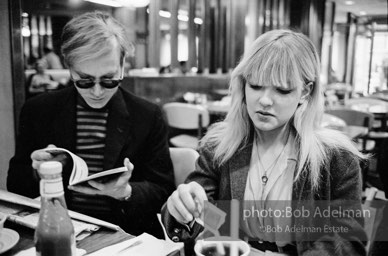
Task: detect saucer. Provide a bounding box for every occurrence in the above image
[0,228,20,254]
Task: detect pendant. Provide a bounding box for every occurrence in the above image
[261,175,268,185]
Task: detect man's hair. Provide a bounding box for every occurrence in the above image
[61,11,134,68]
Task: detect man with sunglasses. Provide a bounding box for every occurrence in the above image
[7,12,174,238]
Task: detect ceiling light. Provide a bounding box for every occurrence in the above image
[359,11,367,15]
[116,0,150,8]
[84,0,122,7]
[344,1,354,5]
[159,10,171,18]
[158,10,203,25]
[194,17,203,25]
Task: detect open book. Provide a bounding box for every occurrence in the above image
[44,147,127,186]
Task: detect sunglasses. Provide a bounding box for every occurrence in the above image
[71,61,125,89]
[72,77,122,89]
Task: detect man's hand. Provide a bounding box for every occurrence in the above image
[31,144,66,170]
[68,158,134,200]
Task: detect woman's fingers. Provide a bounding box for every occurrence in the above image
[167,182,207,223]
[167,190,193,223]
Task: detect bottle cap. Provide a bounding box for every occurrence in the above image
[39,161,62,175]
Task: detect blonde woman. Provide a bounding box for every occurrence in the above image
[162,30,367,255]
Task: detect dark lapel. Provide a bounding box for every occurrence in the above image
[291,164,310,201]
[229,143,253,201]
[51,87,77,152]
[103,89,132,170]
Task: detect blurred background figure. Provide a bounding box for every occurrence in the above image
[42,46,63,69]
[27,59,59,97]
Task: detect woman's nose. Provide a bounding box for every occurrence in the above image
[258,88,273,106]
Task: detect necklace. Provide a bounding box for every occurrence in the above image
[258,146,286,185]
[257,132,290,186]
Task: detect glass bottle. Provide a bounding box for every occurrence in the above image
[35,161,76,256]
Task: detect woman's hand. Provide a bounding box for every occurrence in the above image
[68,158,134,200]
[166,181,208,224]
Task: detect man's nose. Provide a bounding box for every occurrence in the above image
[91,83,104,97]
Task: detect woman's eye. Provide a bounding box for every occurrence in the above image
[276,88,292,94]
[249,84,262,90]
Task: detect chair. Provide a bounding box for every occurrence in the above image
[346,97,388,108]
[169,147,199,186]
[325,108,373,129]
[163,102,210,150]
[325,108,373,147]
[321,113,347,130]
[325,108,388,189]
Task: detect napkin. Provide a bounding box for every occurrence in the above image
[87,233,182,256]
[14,247,86,256]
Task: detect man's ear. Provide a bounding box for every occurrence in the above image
[299,82,313,105]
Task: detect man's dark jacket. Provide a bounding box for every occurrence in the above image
[7,86,175,238]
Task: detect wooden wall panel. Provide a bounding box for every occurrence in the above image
[345,13,358,86]
[272,0,279,29]
[218,0,227,72]
[290,0,325,55]
[187,0,197,70]
[230,0,247,67]
[203,0,212,73]
[169,0,179,69]
[257,0,265,37]
[148,0,160,68]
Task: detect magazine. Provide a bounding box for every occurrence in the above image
[44,147,128,186]
[0,189,119,231]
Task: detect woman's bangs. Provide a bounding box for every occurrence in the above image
[243,44,301,89]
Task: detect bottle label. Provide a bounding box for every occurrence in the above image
[40,178,64,198]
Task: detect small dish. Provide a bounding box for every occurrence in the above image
[0,228,20,254]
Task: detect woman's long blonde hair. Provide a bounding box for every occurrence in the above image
[201,29,365,190]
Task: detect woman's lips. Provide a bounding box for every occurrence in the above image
[257,110,274,116]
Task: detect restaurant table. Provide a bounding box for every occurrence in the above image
[350,104,388,131]
[2,221,133,255]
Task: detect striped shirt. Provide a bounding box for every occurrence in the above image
[68,104,113,218]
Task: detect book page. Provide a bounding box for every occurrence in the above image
[70,166,128,186]
[43,147,89,185]
[43,147,127,186]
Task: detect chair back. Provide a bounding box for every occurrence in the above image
[325,108,373,130]
[346,97,388,109]
[321,113,347,129]
[169,147,199,186]
[163,102,210,130]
